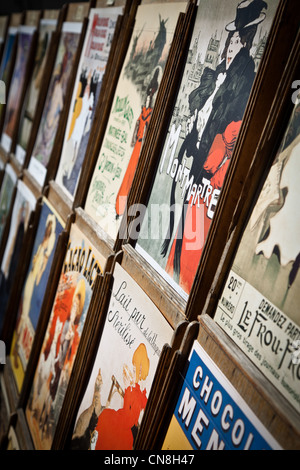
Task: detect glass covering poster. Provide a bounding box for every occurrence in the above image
[0,26,18,124]
[26,223,106,450]
[0,180,36,332]
[55,6,123,200]
[135,0,279,299]
[10,198,65,392]
[15,19,58,165]
[214,101,300,413]
[27,22,82,187]
[70,262,173,450]
[1,25,36,153]
[162,341,281,450]
[84,2,186,239]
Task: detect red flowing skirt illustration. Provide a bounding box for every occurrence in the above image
[166,120,241,294]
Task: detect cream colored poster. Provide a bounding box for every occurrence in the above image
[84,3,186,239]
[26,223,106,450]
[55,7,123,200]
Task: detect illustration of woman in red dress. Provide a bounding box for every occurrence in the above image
[115,68,160,217]
[161,0,268,293]
[71,343,150,450]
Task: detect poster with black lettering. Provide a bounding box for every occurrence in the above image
[0,179,36,333]
[15,19,58,166]
[1,25,37,153]
[27,22,82,187]
[10,197,65,393]
[55,6,123,200]
[25,222,106,450]
[70,262,173,450]
[214,100,300,413]
[135,0,279,299]
[84,2,186,239]
[162,340,281,450]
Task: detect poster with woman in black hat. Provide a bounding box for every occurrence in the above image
[136,0,280,298]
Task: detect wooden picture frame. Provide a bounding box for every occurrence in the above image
[53,1,128,211]
[77,1,189,248]
[185,0,300,321]
[72,0,140,210]
[127,0,283,309]
[12,10,62,170]
[3,408,34,450]
[51,238,187,450]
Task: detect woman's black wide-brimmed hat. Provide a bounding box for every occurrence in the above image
[226,0,268,32]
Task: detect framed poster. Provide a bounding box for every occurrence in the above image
[15,19,58,166]
[84,2,186,240]
[6,409,34,450]
[0,26,18,131]
[27,21,82,187]
[6,425,20,450]
[1,25,36,154]
[0,179,36,332]
[162,340,281,450]
[135,0,280,299]
[214,100,300,413]
[0,163,17,245]
[55,6,124,201]
[0,16,8,52]
[70,261,173,450]
[9,197,65,393]
[25,222,106,450]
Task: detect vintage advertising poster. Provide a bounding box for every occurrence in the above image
[10,197,65,393]
[136,0,279,299]
[7,426,20,450]
[25,223,106,450]
[15,19,58,166]
[0,26,18,123]
[55,6,123,200]
[84,2,186,239]
[0,179,36,332]
[162,341,281,450]
[0,163,17,244]
[70,262,173,450]
[214,101,300,413]
[1,25,36,153]
[27,22,82,187]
